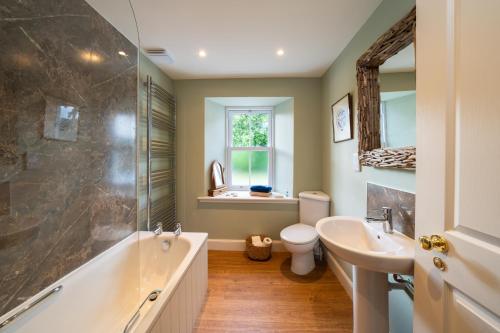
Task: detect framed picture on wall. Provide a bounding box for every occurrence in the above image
[331,93,353,143]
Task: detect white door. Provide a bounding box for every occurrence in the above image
[414,0,500,332]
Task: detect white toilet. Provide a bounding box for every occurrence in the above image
[280,191,330,275]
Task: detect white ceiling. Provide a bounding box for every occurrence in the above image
[87,0,382,79]
[380,43,415,73]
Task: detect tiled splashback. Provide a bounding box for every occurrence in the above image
[367,183,415,239]
[0,0,137,316]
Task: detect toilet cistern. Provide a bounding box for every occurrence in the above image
[365,207,393,234]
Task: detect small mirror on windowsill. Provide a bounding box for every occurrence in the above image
[208,160,228,196]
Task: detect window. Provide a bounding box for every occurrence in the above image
[226,107,273,190]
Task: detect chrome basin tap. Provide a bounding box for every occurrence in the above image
[366,207,393,234]
[174,223,182,237]
[153,223,163,236]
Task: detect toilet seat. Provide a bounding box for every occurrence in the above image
[280,223,319,245]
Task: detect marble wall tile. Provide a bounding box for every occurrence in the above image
[367,183,415,239]
[0,182,9,216]
[0,0,138,316]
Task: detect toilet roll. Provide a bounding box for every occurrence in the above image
[251,235,264,247]
[263,237,272,246]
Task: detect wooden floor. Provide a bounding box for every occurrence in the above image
[193,251,353,333]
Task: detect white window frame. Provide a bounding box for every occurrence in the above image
[225,107,274,191]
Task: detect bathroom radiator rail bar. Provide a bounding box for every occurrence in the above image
[146,76,176,232]
[0,285,63,329]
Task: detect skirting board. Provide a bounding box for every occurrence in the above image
[325,250,353,300]
[208,239,287,252]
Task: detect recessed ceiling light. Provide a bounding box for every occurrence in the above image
[276,49,285,56]
[118,51,127,56]
[198,49,207,58]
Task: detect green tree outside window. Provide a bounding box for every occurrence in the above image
[232,113,269,147]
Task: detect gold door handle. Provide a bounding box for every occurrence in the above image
[418,235,449,253]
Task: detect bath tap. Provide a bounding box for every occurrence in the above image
[174,223,182,237]
[365,207,393,233]
[153,223,163,236]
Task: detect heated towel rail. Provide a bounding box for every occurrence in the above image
[145,76,176,232]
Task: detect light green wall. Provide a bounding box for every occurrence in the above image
[320,0,415,279]
[139,53,175,94]
[175,78,321,239]
[383,92,416,147]
[321,0,416,219]
[274,98,294,196]
[204,99,226,191]
[380,72,416,92]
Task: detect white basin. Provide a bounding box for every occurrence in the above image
[316,216,415,333]
[316,216,414,274]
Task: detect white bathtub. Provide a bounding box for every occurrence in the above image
[0,231,208,333]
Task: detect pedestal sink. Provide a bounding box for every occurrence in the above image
[316,216,414,333]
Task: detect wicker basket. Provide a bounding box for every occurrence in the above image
[245,235,272,261]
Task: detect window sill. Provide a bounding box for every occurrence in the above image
[197,191,298,204]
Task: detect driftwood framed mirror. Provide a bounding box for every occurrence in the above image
[208,160,228,196]
[356,7,416,169]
